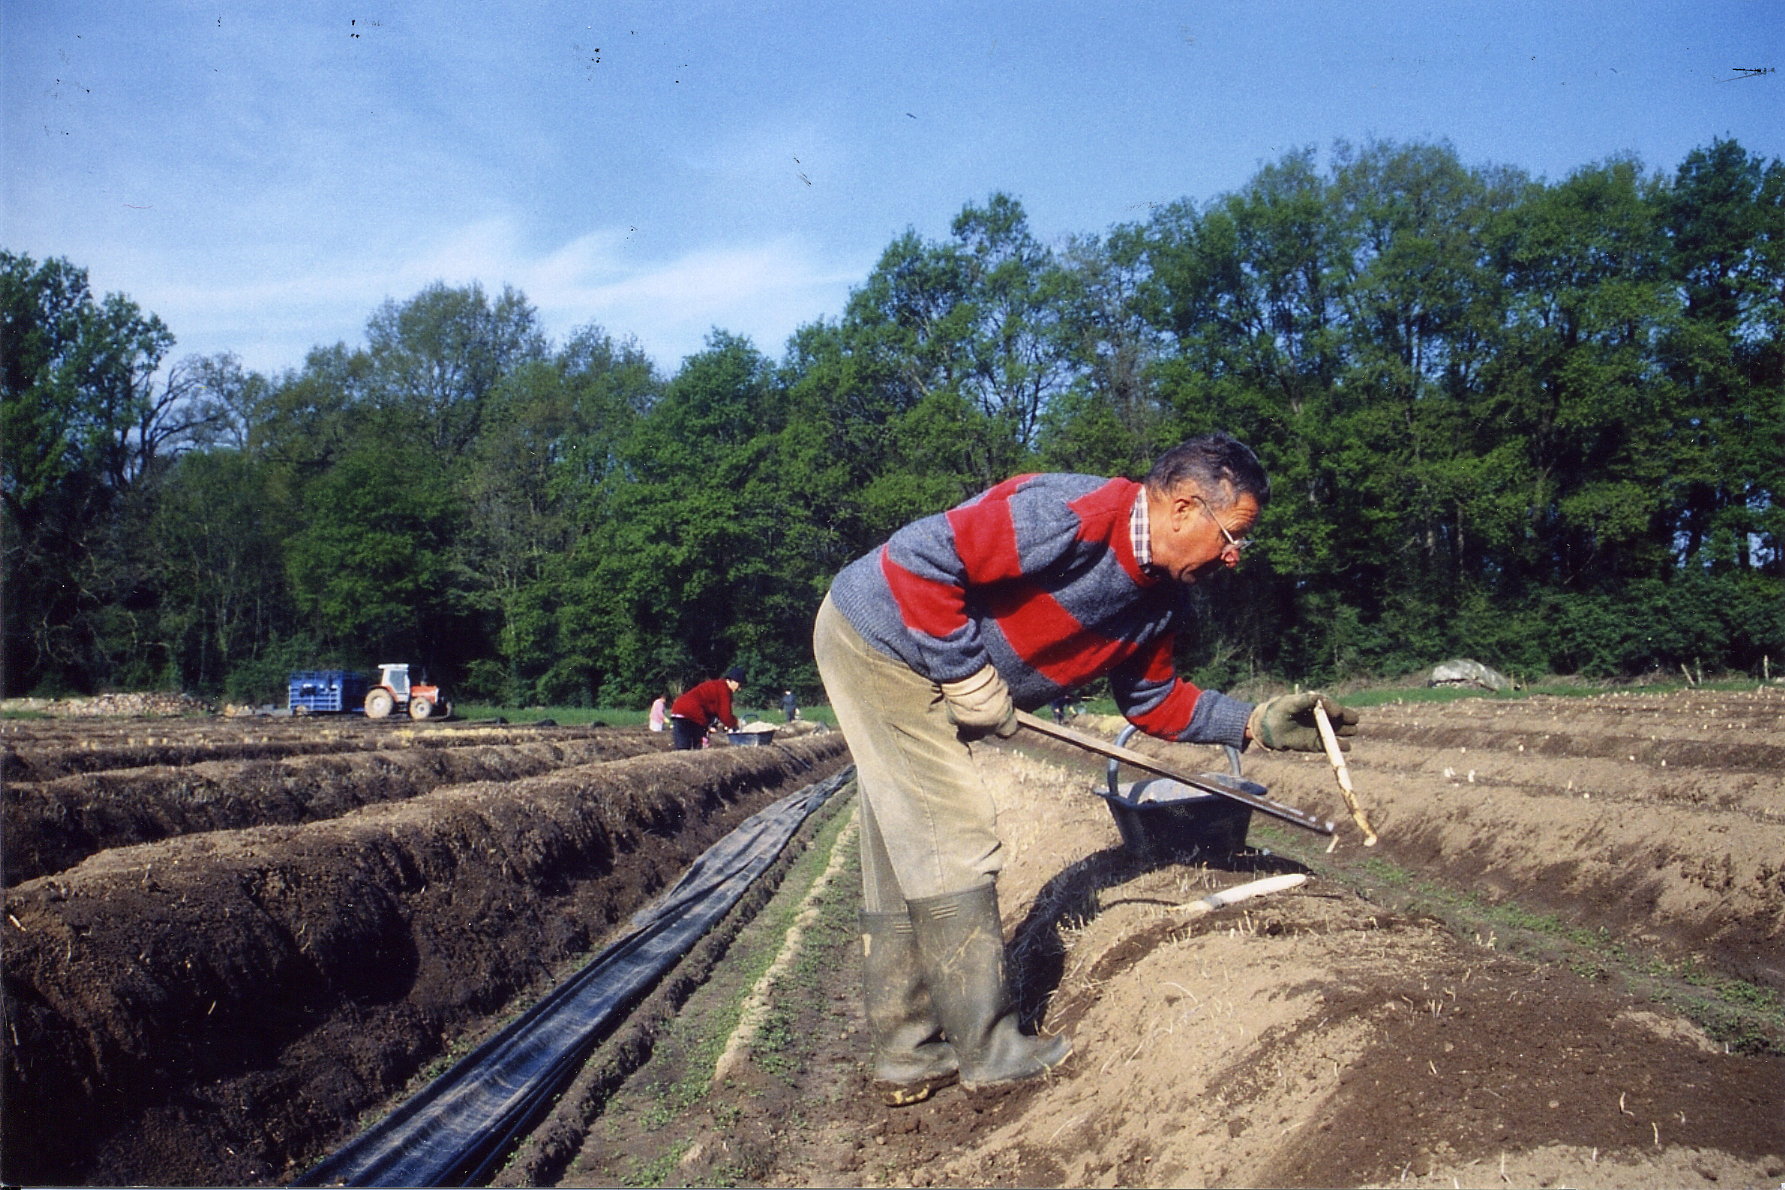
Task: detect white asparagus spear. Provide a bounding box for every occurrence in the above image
[1315,702,1379,846]
[1172,872,1308,916]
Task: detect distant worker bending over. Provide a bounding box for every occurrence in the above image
[813,433,1359,1105]
[668,667,743,750]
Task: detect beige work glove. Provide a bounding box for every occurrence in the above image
[940,665,1020,739]
[1247,691,1359,752]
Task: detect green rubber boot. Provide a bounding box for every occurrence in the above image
[861,910,960,1106]
[907,884,1072,1091]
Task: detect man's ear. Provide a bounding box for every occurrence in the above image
[1168,489,1198,530]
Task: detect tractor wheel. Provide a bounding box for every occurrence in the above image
[364,688,395,719]
[409,696,436,722]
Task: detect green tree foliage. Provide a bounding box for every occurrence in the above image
[1139,140,1780,682]
[363,281,547,457]
[464,328,660,704]
[242,283,550,695]
[6,138,1780,702]
[1658,141,1785,588]
[1486,157,1676,590]
[147,449,291,691]
[1036,224,1174,477]
[282,445,461,662]
[559,331,794,703]
[1,251,220,692]
[824,194,1082,492]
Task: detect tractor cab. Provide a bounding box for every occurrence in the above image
[378,663,412,697]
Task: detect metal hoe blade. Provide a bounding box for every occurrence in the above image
[1013,710,1337,836]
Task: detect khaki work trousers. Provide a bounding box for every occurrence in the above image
[813,593,1004,911]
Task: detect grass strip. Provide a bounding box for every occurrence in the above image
[569,790,861,1188]
[487,778,856,1188]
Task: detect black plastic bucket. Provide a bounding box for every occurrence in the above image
[1101,779,1253,863]
[1099,726,1255,862]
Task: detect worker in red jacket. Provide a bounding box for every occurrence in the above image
[814,433,1358,1106]
[668,667,743,750]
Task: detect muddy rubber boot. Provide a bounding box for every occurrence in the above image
[907,885,1071,1091]
[861,911,960,1106]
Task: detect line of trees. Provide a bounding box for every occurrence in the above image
[4,138,1781,706]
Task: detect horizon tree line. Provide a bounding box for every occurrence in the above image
[3,137,1780,705]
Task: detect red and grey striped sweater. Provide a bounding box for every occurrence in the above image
[828,472,1253,746]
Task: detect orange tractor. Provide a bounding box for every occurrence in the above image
[363,663,452,721]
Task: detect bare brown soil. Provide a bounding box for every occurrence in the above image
[541,687,1785,1190]
[4,726,663,884]
[4,687,1782,1188]
[1240,688,1785,993]
[1,717,623,781]
[2,717,849,1186]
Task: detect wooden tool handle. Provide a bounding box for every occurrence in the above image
[1314,703,1378,846]
[1013,710,1336,836]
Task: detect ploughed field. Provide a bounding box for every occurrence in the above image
[530,687,1785,1190]
[1,713,849,1186]
[1243,688,1785,996]
[4,687,1782,1188]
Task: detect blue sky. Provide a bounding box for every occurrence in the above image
[5,1,1781,379]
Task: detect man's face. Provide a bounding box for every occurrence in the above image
[1148,484,1259,584]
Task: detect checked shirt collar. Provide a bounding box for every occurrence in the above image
[1130,488,1163,580]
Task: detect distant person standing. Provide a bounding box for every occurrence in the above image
[648,695,669,733]
[781,689,799,722]
[669,668,743,750]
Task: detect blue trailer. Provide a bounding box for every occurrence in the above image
[288,670,370,714]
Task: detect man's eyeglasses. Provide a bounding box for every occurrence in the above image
[1195,497,1252,558]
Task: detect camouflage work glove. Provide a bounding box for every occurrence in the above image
[940,665,1020,739]
[1247,692,1359,752]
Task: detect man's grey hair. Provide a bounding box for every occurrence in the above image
[1144,433,1271,508]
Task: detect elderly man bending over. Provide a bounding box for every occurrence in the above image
[813,432,1358,1105]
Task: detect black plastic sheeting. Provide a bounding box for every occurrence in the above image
[296,767,854,1188]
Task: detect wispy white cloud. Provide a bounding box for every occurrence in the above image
[546,236,866,367]
[139,216,867,376]
[430,218,868,367]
